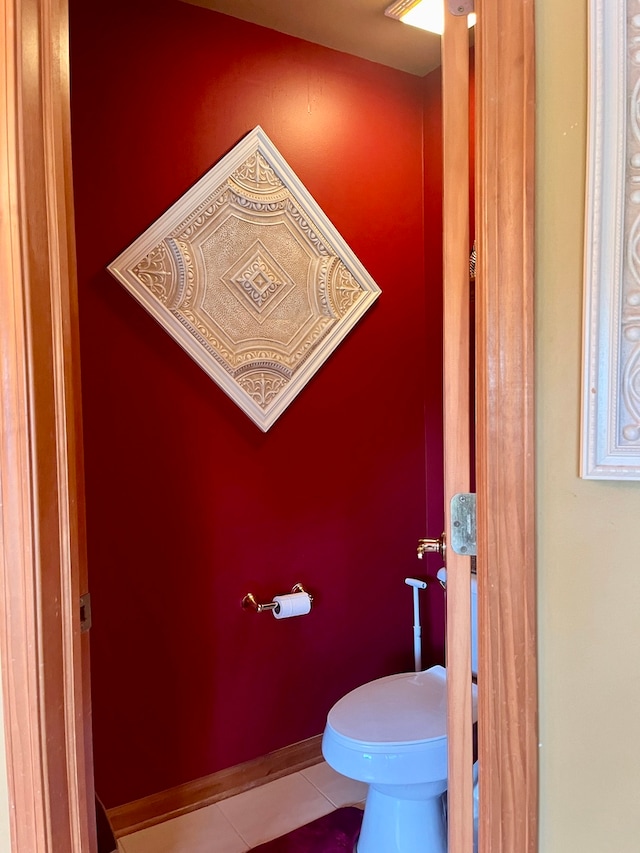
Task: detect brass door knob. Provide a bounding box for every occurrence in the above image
[416,534,446,560]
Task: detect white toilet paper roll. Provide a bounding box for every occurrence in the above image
[272,591,312,619]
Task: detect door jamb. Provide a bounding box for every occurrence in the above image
[441,12,474,853]
[476,2,538,851]
[0,0,96,850]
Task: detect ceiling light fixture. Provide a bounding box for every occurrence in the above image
[384,0,476,36]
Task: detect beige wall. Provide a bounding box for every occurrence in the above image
[537,1,640,850]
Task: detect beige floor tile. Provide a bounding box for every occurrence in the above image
[118,803,249,853]
[217,772,335,847]
[301,761,368,808]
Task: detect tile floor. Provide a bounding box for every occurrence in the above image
[117,762,367,853]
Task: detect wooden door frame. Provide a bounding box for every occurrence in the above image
[0,0,96,850]
[443,4,537,852]
[442,13,474,853]
[475,2,538,851]
[0,1,537,851]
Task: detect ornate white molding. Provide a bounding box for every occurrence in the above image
[108,127,381,431]
[582,0,640,478]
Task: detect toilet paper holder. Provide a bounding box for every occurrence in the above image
[242,583,312,613]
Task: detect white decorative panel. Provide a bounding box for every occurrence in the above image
[108,127,381,430]
[582,1,640,477]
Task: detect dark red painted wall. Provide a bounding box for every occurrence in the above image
[421,65,447,655]
[70,0,445,808]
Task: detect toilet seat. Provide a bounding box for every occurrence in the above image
[322,665,450,787]
[327,664,448,747]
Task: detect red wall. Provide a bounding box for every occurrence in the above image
[70,0,445,808]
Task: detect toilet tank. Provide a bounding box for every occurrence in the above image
[436,568,479,677]
[470,574,478,677]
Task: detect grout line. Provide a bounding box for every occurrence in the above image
[211,802,252,850]
[217,772,309,847]
[299,765,369,810]
[299,769,336,806]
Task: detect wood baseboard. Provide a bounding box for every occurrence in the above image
[106,734,324,839]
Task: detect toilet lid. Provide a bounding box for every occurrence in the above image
[327,665,448,746]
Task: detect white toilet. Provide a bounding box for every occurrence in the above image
[322,576,478,853]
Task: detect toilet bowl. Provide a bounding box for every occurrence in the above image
[321,576,478,853]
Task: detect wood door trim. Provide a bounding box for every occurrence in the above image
[0,0,96,850]
[475,2,538,852]
[441,13,474,853]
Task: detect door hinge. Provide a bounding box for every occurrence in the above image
[80,593,92,633]
[450,493,476,556]
[448,0,475,15]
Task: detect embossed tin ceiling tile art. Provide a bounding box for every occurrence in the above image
[108,126,381,431]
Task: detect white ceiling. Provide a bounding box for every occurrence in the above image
[181,0,442,77]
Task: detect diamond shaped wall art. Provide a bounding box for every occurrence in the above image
[108,126,381,430]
